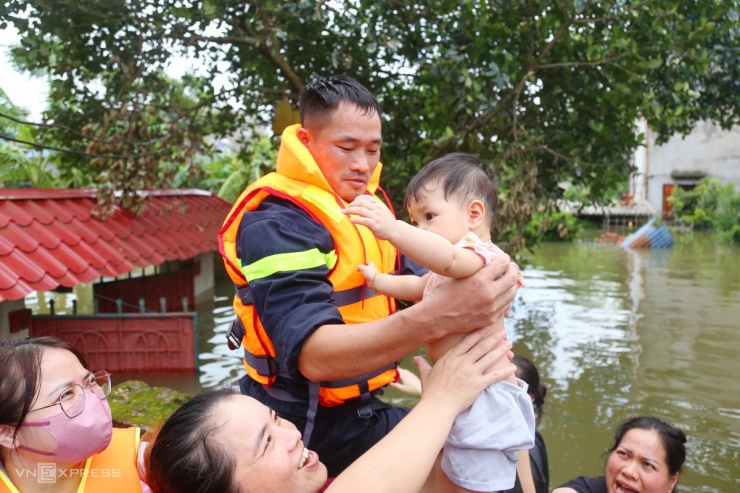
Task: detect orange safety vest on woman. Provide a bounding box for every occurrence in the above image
[219,124,399,408]
[0,427,142,493]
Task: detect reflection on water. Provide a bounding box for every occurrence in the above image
[195,293,245,390]
[509,232,740,493]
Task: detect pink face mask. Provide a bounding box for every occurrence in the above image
[18,389,113,463]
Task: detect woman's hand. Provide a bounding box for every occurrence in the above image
[415,327,514,416]
[327,328,515,493]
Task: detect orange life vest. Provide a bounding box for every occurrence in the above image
[0,427,142,493]
[219,124,399,408]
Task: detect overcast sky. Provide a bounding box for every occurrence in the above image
[1,26,50,121]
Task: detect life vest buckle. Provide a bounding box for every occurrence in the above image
[227,319,246,350]
[357,405,373,419]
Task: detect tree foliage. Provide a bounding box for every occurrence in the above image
[0,88,56,187]
[2,0,738,248]
[669,178,740,244]
[170,132,277,203]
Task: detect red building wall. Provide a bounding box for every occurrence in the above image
[30,313,197,372]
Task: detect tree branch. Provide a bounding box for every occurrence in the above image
[183,34,259,46]
[0,133,171,159]
[0,111,171,146]
[572,0,659,25]
[539,51,635,69]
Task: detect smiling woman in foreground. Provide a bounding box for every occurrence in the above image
[142,327,515,493]
[553,416,687,493]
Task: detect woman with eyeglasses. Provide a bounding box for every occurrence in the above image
[0,337,144,492]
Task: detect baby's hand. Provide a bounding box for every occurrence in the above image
[343,195,397,240]
[390,367,422,396]
[357,261,379,282]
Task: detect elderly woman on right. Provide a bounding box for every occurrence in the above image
[554,416,687,493]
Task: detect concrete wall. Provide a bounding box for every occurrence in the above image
[642,121,740,217]
[0,299,28,341]
[193,251,216,306]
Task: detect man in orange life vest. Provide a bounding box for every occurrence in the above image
[219,75,519,477]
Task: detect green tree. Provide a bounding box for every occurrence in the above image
[2,0,738,248]
[0,88,53,187]
[669,178,740,244]
[171,132,278,203]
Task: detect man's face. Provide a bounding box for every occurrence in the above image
[297,102,382,203]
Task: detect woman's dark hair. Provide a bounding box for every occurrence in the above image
[144,387,240,493]
[512,355,547,425]
[0,337,88,442]
[609,416,687,489]
[405,152,498,227]
[299,75,382,126]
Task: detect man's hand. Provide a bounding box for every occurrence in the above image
[418,252,519,341]
[343,195,398,241]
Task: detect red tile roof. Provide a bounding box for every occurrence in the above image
[0,189,233,302]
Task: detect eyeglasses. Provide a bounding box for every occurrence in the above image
[27,370,112,418]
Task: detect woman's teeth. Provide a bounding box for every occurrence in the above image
[300,448,310,467]
[617,483,638,493]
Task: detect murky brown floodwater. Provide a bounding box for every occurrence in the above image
[28,231,739,491]
[384,231,739,492]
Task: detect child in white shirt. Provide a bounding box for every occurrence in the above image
[344,152,534,493]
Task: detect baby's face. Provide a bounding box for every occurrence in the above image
[407,185,472,244]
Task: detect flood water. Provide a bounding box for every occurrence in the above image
[502,232,740,493]
[31,231,739,491]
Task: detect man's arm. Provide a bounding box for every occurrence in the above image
[242,197,517,383]
[299,256,518,381]
[239,199,347,381]
[326,328,516,493]
[344,195,486,278]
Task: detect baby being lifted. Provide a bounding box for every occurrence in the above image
[343,152,533,493]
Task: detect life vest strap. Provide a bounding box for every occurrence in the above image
[245,350,279,378]
[356,380,373,419]
[236,284,254,305]
[333,284,381,306]
[229,283,382,351]
[304,381,321,446]
[320,362,397,388]
[238,282,380,311]
[264,385,306,403]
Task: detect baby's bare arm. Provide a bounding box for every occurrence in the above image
[344,196,485,278]
[357,262,427,301]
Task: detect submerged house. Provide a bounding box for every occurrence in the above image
[634,120,740,220]
[562,121,740,227]
[0,188,232,371]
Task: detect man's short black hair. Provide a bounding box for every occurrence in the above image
[299,75,382,125]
